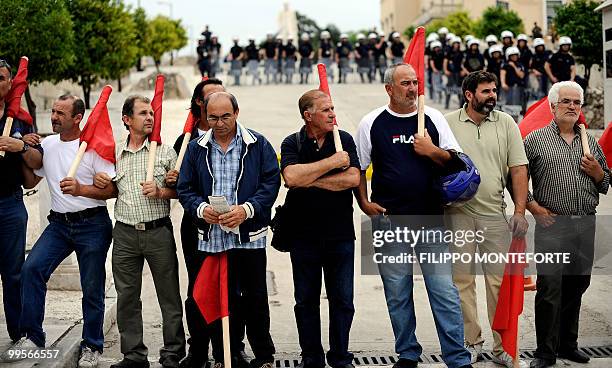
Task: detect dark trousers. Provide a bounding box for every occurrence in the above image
[290,239,355,368]
[0,192,27,341]
[21,208,112,352]
[207,248,275,363]
[534,216,595,361]
[182,214,212,361]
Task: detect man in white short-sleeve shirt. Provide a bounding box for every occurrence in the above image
[3,94,116,368]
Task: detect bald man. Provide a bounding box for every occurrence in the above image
[177,92,280,368]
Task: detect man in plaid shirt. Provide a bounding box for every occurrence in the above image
[177,92,280,368]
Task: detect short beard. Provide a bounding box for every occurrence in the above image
[472,98,496,115]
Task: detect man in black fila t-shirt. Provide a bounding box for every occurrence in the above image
[355,64,472,368]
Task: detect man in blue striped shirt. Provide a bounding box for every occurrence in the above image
[177,92,280,368]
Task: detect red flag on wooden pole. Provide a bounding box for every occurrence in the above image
[79,85,115,163]
[403,27,425,97]
[149,74,164,144]
[317,64,343,152]
[193,252,229,324]
[519,97,587,139]
[5,57,29,120]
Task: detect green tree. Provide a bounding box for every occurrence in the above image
[553,0,603,84]
[169,19,188,65]
[443,11,475,38]
[474,6,524,39]
[147,15,182,72]
[132,7,149,71]
[403,25,416,39]
[66,0,138,108]
[0,0,75,126]
[296,11,321,37]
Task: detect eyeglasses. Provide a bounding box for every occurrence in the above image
[556,99,582,107]
[206,114,233,124]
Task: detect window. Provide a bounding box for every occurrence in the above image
[496,0,509,10]
[607,49,612,79]
[606,28,612,43]
[546,0,563,33]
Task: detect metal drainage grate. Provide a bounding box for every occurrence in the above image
[274,346,612,367]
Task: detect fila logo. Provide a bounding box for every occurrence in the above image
[392,135,414,144]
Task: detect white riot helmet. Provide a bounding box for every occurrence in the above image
[467,39,480,48]
[430,40,442,49]
[248,35,255,41]
[378,32,386,38]
[320,30,331,39]
[427,32,439,42]
[340,33,348,39]
[501,30,514,39]
[505,46,520,58]
[559,36,572,46]
[392,32,401,39]
[517,34,529,42]
[451,36,462,45]
[446,32,456,41]
[357,33,366,40]
[489,44,503,55]
[368,32,377,40]
[232,36,239,42]
[485,34,498,43]
[464,34,474,42]
[301,32,310,41]
[533,38,546,48]
[438,27,449,35]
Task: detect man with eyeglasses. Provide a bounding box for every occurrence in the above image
[94,95,185,368]
[177,92,280,368]
[0,59,43,348]
[525,81,609,368]
[444,71,529,367]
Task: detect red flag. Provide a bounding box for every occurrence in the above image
[80,85,115,163]
[599,121,612,169]
[317,64,338,126]
[492,237,527,359]
[519,97,587,139]
[193,252,229,324]
[403,27,425,96]
[183,111,197,134]
[6,57,29,121]
[149,74,164,143]
[16,108,33,125]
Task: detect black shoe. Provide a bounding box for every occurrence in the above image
[558,348,590,363]
[529,358,555,368]
[110,358,151,368]
[180,354,209,368]
[249,358,275,368]
[160,355,181,368]
[392,358,418,368]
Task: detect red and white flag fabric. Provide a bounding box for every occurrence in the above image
[149,74,164,144]
[5,56,32,125]
[79,85,115,163]
[403,27,426,97]
[519,97,587,139]
[193,252,229,324]
[492,237,528,359]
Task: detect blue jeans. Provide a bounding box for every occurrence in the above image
[20,208,112,352]
[376,223,470,368]
[0,191,27,341]
[290,239,355,368]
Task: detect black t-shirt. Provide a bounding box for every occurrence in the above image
[446,49,464,73]
[284,43,297,58]
[518,46,532,70]
[373,41,388,59]
[280,127,360,241]
[390,41,405,57]
[336,42,353,58]
[245,44,259,60]
[531,50,551,73]
[0,111,42,196]
[487,58,503,80]
[430,50,445,70]
[464,51,485,72]
[320,41,333,58]
[230,45,243,59]
[502,61,526,87]
[298,43,313,58]
[356,43,370,58]
[547,51,575,81]
[263,41,277,58]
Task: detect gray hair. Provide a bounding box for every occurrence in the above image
[383,63,415,85]
[548,81,583,106]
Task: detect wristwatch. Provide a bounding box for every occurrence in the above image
[20,141,29,153]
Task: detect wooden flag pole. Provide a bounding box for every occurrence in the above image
[222,316,232,368]
[417,95,425,137]
[145,141,158,182]
[174,132,191,171]
[66,142,88,178]
[0,117,14,157]
[332,126,342,153]
[580,124,591,156]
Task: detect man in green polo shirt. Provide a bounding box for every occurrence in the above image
[443,71,529,368]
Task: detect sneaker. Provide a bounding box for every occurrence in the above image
[110,357,151,368]
[391,358,418,368]
[212,362,224,368]
[465,342,483,363]
[0,337,40,362]
[79,346,101,368]
[492,352,528,368]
